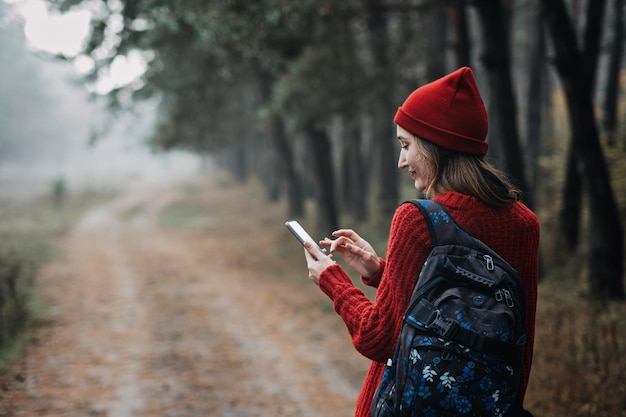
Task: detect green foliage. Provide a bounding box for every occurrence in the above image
[119,202,144,222]
[273,9,369,124]
[0,250,31,351]
[159,199,213,229]
[52,177,67,204]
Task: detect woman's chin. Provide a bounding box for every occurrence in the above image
[414,181,426,191]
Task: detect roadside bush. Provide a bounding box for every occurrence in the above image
[0,251,28,349]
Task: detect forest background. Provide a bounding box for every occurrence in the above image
[1,0,626,416]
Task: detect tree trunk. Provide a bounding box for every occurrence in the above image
[450,0,472,68]
[541,0,625,300]
[254,69,304,218]
[558,0,607,251]
[266,110,304,217]
[370,101,397,230]
[603,0,624,146]
[581,0,607,92]
[230,144,248,183]
[525,3,546,209]
[425,6,448,81]
[366,2,398,230]
[304,122,339,234]
[473,0,530,204]
[341,121,367,222]
[257,133,280,203]
[561,145,583,251]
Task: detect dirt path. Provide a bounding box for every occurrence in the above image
[2,175,368,416]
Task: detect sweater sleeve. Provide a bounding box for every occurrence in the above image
[318,203,432,362]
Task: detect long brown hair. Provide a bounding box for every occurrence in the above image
[416,137,521,206]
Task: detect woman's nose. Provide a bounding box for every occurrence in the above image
[398,153,407,170]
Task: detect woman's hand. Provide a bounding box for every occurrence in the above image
[320,229,380,278]
[303,242,335,285]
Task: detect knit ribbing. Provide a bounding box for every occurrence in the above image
[318,192,540,417]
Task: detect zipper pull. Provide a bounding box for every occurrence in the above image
[483,254,494,271]
[495,289,503,302]
[502,289,515,307]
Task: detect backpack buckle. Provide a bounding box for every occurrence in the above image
[425,310,455,338]
[415,299,457,339]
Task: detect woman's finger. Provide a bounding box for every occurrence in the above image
[329,236,354,253]
[332,229,360,240]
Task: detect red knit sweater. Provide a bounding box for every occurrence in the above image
[318,191,540,417]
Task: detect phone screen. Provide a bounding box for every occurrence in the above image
[285,220,320,249]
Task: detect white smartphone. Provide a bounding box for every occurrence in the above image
[285,220,321,250]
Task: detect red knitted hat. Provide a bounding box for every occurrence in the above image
[394,67,488,156]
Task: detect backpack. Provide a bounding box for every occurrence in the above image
[371,200,529,417]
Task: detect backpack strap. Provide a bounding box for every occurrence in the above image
[405,199,457,247]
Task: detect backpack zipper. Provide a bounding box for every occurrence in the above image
[483,254,495,270]
[477,251,515,276]
[495,288,515,307]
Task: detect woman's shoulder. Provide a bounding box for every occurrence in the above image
[509,201,540,241]
[392,201,425,227]
[510,200,540,225]
[389,199,432,240]
[435,192,539,235]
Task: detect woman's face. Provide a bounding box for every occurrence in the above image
[397,125,432,191]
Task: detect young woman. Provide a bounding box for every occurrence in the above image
[303,67,540,417]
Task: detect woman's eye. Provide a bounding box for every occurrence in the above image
[401,144,409,150]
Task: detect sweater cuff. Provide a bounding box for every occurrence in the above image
[361,258,385,288]
[318,263,355,301]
